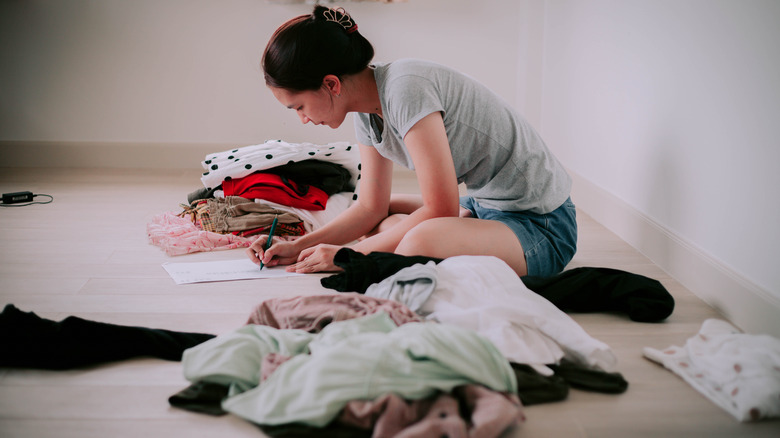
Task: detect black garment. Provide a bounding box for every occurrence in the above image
[187,185,222,204]
[521,267,675,322]
[320,248,442,293]
[511,363,570,405]
[263,159,354,196]
[169,381,230,416]
[511,359,628,406]
[0,304,216,370]
[548,359,629,394]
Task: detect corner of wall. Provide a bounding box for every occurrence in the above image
[569,168,780,338]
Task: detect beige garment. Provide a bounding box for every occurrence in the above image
[208,196,301,233]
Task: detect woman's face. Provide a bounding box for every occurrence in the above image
[270,86,346,129]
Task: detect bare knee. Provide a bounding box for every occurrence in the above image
[395,219,444,257]
[361,214,406,240]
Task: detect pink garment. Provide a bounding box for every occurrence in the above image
[261,353,292,383]
[338,385,524,438]
[246,293,423,332]
[147,211,254,256]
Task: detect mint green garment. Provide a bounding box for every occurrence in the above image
[181,312,517,427]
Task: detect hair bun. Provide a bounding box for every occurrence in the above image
[316,6,358,34]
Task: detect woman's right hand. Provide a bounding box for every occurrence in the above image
[246,236,301,268]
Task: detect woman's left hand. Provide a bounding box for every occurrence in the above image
[286,243,345,273]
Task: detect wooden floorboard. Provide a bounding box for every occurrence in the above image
[1,167,778,437]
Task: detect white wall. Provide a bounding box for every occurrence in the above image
[539,0,780,334]
[0,0,522,149]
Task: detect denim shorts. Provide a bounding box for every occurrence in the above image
[459,196,578,277]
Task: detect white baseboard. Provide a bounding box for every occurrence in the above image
[570,169,780,337]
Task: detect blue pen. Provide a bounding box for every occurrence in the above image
[259,215,278,270]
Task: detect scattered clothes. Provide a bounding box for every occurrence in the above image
[0,299,624,436]
[200,140,360,193]
[521,267,675,322]
[181,312,519,428]
[246,292,423,332]
[363,255,618,374]
[0,304,215,370]
[320,248,442,293]
[644,319,780,422]
[147,211,254,256]
[222,172,329,211]
[322,248,674,323]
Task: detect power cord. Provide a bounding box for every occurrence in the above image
[1,191,54,207]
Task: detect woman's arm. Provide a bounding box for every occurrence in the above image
[351,111,461,253]
[248,143,394,268]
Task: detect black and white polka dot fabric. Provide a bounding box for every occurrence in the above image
[200,140,360,192]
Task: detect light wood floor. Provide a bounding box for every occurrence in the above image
[0,167,777,438]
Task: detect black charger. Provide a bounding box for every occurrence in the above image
[2,191,34,204]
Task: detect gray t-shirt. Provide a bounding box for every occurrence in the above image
[354,59,571,214]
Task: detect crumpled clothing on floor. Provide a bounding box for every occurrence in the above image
[644,318,780,422]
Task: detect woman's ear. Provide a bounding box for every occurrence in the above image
[322,75,342,97]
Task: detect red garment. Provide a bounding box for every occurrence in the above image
[222,172,328,210]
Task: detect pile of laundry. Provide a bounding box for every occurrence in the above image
[147,140,360,256]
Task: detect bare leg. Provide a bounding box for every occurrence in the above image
[395,217,528,276]
[359,213,406,240]
[388,194,424,215]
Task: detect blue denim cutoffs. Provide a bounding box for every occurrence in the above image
[459,196,578,277]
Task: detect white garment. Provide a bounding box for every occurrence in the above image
[365,255,617,375]
[258,192,353,233]
[643,319,780,422]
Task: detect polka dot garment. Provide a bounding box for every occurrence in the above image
[200,140,360,194]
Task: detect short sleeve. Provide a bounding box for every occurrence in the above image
[384,75,445,139]
[353,113,372,146]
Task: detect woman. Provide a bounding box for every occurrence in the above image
[247,5,576,277]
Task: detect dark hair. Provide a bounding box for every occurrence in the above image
[262,6,374,91]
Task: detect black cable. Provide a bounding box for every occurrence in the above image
[0,194,54,207]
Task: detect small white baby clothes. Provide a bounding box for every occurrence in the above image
[643,318,780,422]
[200,139,361,192]
[365,255,618,375]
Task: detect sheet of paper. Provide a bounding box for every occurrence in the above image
[162,259,304,285]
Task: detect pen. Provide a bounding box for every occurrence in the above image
[259,215,278,270]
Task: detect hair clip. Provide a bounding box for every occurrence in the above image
[323,7,357,33]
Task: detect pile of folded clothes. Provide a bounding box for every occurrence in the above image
[148,139,361,255]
